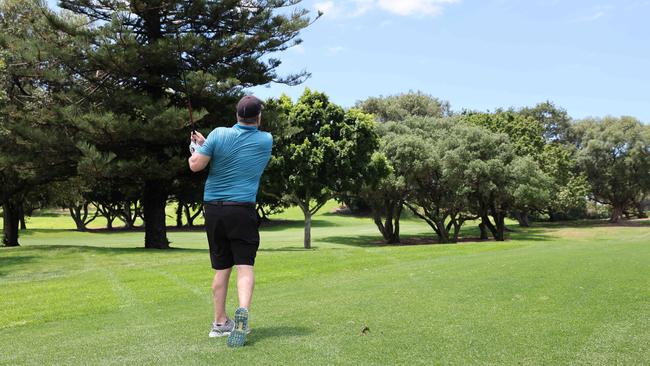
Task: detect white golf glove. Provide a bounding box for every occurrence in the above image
[189,141,201,154]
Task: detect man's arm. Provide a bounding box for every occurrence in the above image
[188,132,211,172]
[189,152,211,172]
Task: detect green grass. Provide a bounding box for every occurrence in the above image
[1,203,649,365]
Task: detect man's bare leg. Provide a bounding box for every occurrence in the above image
[212,268,232,324]
[236,265,254,309]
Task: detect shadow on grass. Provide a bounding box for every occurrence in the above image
[320,228,555,248]
[258,246,316,252]
[319,234,435,248]
[510,228,555,242]
[20,228,73,236]
[260,219,340,232]
[15,244,206,254]
[11,243,311,256]
[0,254,36,276]
[531,218,650,228]
[247,326,313,345]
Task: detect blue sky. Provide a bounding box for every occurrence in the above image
[48,0,650,121]
[251,0,650,121]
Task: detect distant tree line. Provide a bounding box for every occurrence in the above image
[353,92,649,244]
[1,1,648,249]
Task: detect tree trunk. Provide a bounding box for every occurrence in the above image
[176,202,183,228]
[183,203,201,227]
[18,204,26,230]
[495,213,506,241]
[69,206,86,231]
[609,205,623,223]
[372,201,402,244]
[637,202,648,219]
[143,180,170,249]
[256,204,270,223]
[119,201,136,229]
[3,201,20,247]
[303,208,312,249]
[481,215,498,239]
[391,204,402,244]
[452,221,461,243]
[479,222,489,240]
[436,220,450,244]
[514,211,530,227]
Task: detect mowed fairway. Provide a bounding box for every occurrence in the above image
[1,204,649,365]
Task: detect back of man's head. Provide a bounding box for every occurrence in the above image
[237,96,263,124]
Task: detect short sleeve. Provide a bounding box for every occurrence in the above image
[198,129,219,156]
[265,133,274,151]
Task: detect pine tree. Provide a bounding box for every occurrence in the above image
[49,0,316,248]
[0,0,81,246]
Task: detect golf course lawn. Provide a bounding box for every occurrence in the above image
[1,203,649,365]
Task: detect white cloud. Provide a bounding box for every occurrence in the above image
[291,44,306,54]
[315,1,336,14]
[327,46,345,55]
[572,5,612,23]
[377,0,460,16]
[315,0,460,18]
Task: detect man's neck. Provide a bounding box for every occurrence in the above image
[237,122,258,129]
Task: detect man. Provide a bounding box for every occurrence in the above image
[188,95,272,348]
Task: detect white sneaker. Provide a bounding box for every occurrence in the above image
[209,318,234,338]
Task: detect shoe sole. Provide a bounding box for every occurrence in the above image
[208,331,231,338]
[227,309,248,348]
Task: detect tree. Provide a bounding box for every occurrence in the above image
[461,110,545,161]
[255,95,296,221]
[356,91,451,122]
[461,110,549,226]
[519,101,572,143]
[539,143,590,221]
[50,0,316,248]
[359,150,402,244]
[575,117,650,223]
[1,0,80,246]
[272,89,379,248]
[448,123,550,241]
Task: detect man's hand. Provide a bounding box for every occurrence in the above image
[189,132,206,154]
[192,131,206,146]
[188,131,211,172]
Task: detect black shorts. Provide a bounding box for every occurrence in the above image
[204,203,260,270]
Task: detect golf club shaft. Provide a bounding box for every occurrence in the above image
[188,98,196,134]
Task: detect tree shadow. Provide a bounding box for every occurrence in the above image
[0,254,36,276]
[247,326,313,345]
[20,228,74,236]
[258,247,317,252]
[510,228,555,242]
[12,244,206,254]
[319,234,430,248]
[260,219,340,232]
[320,228,556,248]
[532,218,650,228]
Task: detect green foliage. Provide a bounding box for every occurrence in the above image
[361,116,551,243]
[269,89,380,248]
[43,0,316,247]
[437,120,550,240]
[356,90,451,122]
[539,143,590,219]
[0,0,83,245]
[460,110,546,158]
[575,116,650,222]
[519,101,572,143]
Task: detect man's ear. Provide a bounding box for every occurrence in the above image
[257,113,262,127]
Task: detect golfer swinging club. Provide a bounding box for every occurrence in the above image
[188,96,272,348]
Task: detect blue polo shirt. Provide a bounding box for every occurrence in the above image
[198,123,273,203]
